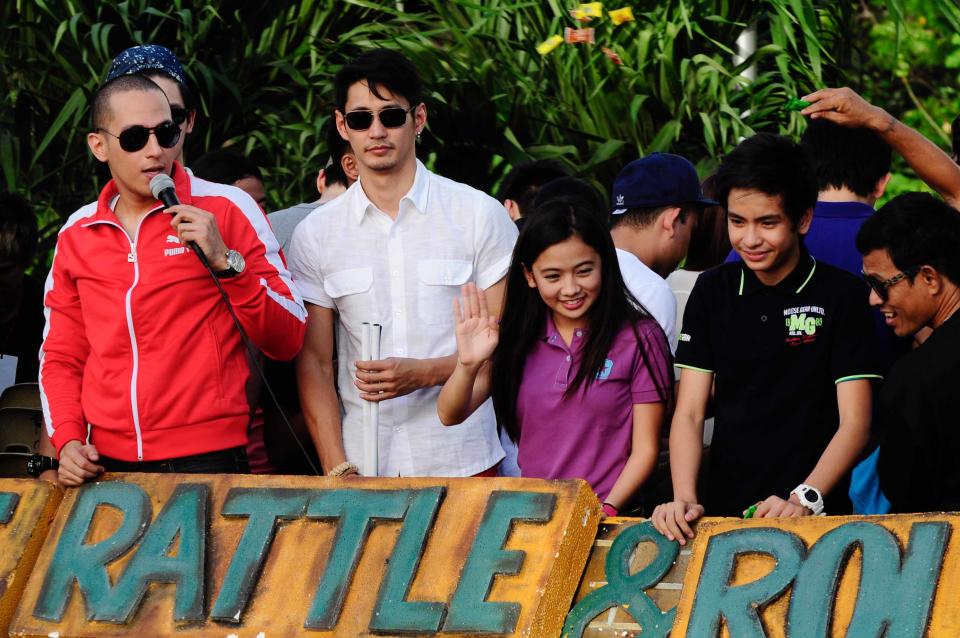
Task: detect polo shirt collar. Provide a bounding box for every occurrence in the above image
[814,200,875,219]
[540,313,589,348]
[351,159,430,225]
[738,248,817,296]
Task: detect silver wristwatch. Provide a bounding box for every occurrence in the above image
[215,249,245,278]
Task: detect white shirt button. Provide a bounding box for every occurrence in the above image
[565,355,571,361]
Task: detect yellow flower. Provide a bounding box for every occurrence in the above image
[609,6,635,25]
[570,2,603,21]
[536,35,564,56]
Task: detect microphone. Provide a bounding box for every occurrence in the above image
[149,173,180,209]
[149,173,211,270]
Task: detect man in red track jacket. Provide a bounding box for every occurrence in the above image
[40,74,306,485]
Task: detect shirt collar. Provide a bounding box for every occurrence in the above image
[814,200,875,219]
[350,159,430,225]
[540,313,590,348]
[739,247,817,296]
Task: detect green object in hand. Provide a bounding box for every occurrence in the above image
[784,98,811,111]
[743,504,758,519]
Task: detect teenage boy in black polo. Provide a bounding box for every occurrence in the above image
[651,134,880,544]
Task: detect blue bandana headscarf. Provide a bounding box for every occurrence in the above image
[107,45,186,85]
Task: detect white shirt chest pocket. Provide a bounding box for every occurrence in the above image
[417,259,473,325]
[323,267,380,321]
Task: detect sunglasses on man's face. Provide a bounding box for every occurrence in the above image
[99,120,181,153]
[343,106,416,131]
[861,266,919,303]
[171,106,188,126]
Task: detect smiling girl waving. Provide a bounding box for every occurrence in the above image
[438,197,672,515]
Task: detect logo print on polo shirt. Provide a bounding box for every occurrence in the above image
[783,305,825,346]
[597,358,614,380]
[166,235,180,244]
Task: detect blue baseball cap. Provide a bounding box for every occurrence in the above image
[107,45,186,85]
[611,153,718,215]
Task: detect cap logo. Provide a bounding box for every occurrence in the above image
[616,194,624,205]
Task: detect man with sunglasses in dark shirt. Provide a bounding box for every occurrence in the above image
[289,49,517,478]
[858,193,960,512]
[40,74,306,485]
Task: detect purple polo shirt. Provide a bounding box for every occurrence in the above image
[515,314,671,500]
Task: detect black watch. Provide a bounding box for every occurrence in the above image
[27,454,59,478]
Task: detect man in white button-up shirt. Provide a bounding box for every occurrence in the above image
[289,49,518,477]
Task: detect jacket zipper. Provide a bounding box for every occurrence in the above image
[86,211,160,460]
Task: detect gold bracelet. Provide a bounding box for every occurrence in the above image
[328,461,359,477]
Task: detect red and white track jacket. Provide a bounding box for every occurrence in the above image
[40,164,307,461]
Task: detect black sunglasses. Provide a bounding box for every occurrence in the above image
[861,266,920,302]
[98,120,181,153]
[171,107,188,126]
[343,106,416,131]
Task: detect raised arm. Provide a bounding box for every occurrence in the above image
[437,283,499,425]
[802,87,960,209]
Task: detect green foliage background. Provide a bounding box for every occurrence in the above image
[2,0,959,268]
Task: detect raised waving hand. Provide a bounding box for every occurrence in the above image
[453,282,499,368]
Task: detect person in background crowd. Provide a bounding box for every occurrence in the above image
[438,198,672,515]
[106,44,197,165]
[609,154,716,351]
[269,121,359,253]
[0,193,43,389]
[856,193,960,513]
[497,159,570,230]
[801,87,960,210]
[41,74,306,485]
[289,49,517,478]
[651,134,880,543]
[191,149,268,209]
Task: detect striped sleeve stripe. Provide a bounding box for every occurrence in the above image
[835,374,883,384]
[675,364,715,374]
[190,177,307,323]
[39,201,99,438]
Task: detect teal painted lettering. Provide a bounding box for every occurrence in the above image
[94,483,208,623]
[211,488,311,623]
[445,490,556,633]
[687,528,805,636]
[0,492,19,524]
[33,482,150,621]
[562,521,678,638]
[370,487,447,634]
[788,521,949,638]
[303,489,409,630]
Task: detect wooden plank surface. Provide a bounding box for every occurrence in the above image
[0,479,62,637]
[9,474,599,638]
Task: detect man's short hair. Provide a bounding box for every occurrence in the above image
[90,74,167,131]
[802,119,891,198]
[0,192,38,268]
[714,133,817,227]
[190,150,262,185]
[323,119,350,188]
[609,203,698,231]
[334,49,423,113]
[496,160,570,217]
[856,192,960,286]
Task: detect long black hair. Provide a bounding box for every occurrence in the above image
[491,196,672,442]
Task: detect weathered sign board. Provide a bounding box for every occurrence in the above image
[672,515,960,637]
[0,480,61,637]
[8,474,599,638]
[3,475,960,638]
